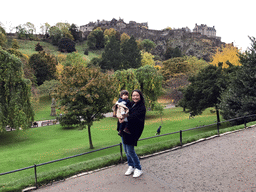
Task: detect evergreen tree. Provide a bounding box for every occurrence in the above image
[219,37,256,120]
[121,36,142,69]
[180,64,227,118]
[100,36,122,71]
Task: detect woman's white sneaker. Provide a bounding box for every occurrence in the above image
[133,168,143,178]
[125,166,135,175]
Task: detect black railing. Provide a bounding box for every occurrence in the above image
[1,113,256,189]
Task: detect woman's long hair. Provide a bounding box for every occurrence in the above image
[131,89,145,104]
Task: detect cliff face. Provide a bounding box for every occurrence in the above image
[117,28,225,61]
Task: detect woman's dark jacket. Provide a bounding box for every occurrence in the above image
[117,100,146,146]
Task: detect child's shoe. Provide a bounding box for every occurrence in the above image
[123,128,131,134]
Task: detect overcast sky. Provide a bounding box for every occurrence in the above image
[1,0,255,51]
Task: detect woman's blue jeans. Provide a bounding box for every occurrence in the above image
[122,137,141,170]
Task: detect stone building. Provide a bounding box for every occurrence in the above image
[193,24,216,38]
[79,18,148,34]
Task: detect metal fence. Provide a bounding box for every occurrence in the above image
[1,113,256,189]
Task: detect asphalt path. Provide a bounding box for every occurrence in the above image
[31,125,256,192]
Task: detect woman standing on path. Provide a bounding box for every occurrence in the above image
[117,89,146,178]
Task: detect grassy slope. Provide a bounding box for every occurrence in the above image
[12,39,103,62]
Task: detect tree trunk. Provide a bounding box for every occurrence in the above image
[88,125,94,149]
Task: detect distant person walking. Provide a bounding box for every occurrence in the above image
[117,89,146,178]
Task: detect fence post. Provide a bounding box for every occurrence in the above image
[34,164,38,188]
[244,116,247,128]
[217,122,220,136]
[119,143,123,163]
[180,130,182,146]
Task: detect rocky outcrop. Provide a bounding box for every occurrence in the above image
[118,28,225,61]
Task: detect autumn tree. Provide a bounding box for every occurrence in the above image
[161,56,209,103]
[141,51,155,67]
[136,65,163,110]
[104,28,118,44]
[120,33,130,44]
[0,49,34,132]
[55,65,116,149]
[210,44,241,68]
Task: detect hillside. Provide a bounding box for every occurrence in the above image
[6,37,103,61]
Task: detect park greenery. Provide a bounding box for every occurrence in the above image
[1,21,256,191]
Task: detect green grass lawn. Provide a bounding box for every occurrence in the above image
[0,96,254,192]
[14,39,103,63]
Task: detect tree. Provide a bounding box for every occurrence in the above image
[164,46,182,60]
[56,22,74,40]
[161,56,208,103]
[113,69,140,96]
[120,33,130,44]
[69,23,81,42]
[219,37,256,121]
[35,43,43,52]
[49,26,62,45]
[121,36,142,69]
[87,28,105,49]
[40,22,51,36]
[64,52,88,67]
[104,28,118,45]
[141,51,155,67]
[29,52,57,85]
[0,26,7,48]
[136,65,163,110]
[179,64,231,120]
[210,44,241,68]
[58,38,76,53]
[0,49,34,132]
[55,66,116,149]
[12,39,20,49]
[100,36,122,71]
[140,39,156,52]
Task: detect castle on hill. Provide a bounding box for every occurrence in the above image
[80,18,148,32]
[80,18,218,39]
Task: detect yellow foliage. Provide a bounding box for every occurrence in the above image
[57,53,67,64]
[210,44,241,68]
[141,51,155,66]
[120,33,130,44]
[56,63,64,75]
[104,28,116,37]
[165,27,172,30]
[94,27,103,31]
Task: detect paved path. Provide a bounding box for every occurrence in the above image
[32,126,256,192]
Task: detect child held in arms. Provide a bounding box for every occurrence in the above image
[113,90,131,136]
